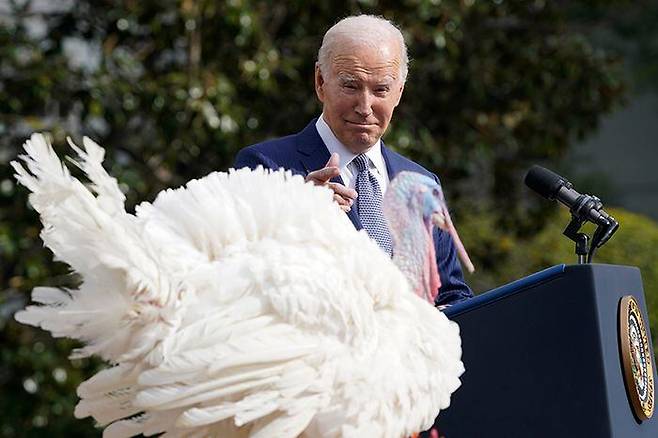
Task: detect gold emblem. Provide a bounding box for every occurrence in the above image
[619,295,655,420]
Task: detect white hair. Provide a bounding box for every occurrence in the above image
[317,15,409,83]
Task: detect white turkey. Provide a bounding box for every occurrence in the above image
[12,133,466,438]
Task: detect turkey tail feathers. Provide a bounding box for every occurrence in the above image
[13,133,464,438]
[12,134,180,364]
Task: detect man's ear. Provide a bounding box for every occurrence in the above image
[315,63,326,103]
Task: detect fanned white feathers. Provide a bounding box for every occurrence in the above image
[13,133,464,438]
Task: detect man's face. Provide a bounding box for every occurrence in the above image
[315,39,404,154]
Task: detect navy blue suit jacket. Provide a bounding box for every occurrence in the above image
[234,119,472,305]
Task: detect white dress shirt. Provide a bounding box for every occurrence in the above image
[315,115,390,193]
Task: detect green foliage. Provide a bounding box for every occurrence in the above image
[566,0,658,92]
[0,0,634,435]
[390,0,625,222]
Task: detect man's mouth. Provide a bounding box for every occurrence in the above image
[345,120,376,127]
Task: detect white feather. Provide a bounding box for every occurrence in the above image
[13,133,464,438]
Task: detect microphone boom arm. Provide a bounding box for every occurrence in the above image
[563,215,589,264]
[561,193,619,264]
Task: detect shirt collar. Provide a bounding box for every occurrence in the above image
[316,114,385,176]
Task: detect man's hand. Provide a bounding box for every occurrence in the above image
[306,153,357,212]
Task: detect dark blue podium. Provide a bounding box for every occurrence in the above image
[432,264,658,437]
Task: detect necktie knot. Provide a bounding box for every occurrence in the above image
[352,154,369,173]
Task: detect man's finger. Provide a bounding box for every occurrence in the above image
[306,153,342,185]
[333,193,353,206]
[328,182,357,201]
[326,152,340,169]
[306,166,340,184]
[333,193,351,212]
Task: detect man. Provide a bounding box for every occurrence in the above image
[234,15,472,306]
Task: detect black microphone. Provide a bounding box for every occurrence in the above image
[524,165,618,247]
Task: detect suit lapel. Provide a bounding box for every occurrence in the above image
[296,120,363,230]
[296,121,332,176]
[381,141,405,180]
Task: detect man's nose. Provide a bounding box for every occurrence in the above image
[354,90,373,117]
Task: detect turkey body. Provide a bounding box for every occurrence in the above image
[13,134,463,438]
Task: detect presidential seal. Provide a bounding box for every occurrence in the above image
[619,295,655,421]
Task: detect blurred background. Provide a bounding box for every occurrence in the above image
[1,0,657,435]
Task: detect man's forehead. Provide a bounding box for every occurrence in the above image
[330,37,400,61]
[329,40,401,80]
[336,71,397,84]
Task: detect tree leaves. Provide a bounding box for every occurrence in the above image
[0,1,631,434]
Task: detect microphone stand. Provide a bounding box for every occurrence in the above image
[561,195,619,264]
[563,216,589,264]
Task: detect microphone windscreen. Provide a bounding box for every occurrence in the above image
[524,165,568,200]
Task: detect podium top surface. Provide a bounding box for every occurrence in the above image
[445,264,566,318]
[446,263,643,319]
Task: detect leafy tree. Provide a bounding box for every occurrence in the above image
[0,0,630,434]
[566,0,658,92]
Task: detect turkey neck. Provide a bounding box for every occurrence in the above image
[391,215,440,304]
